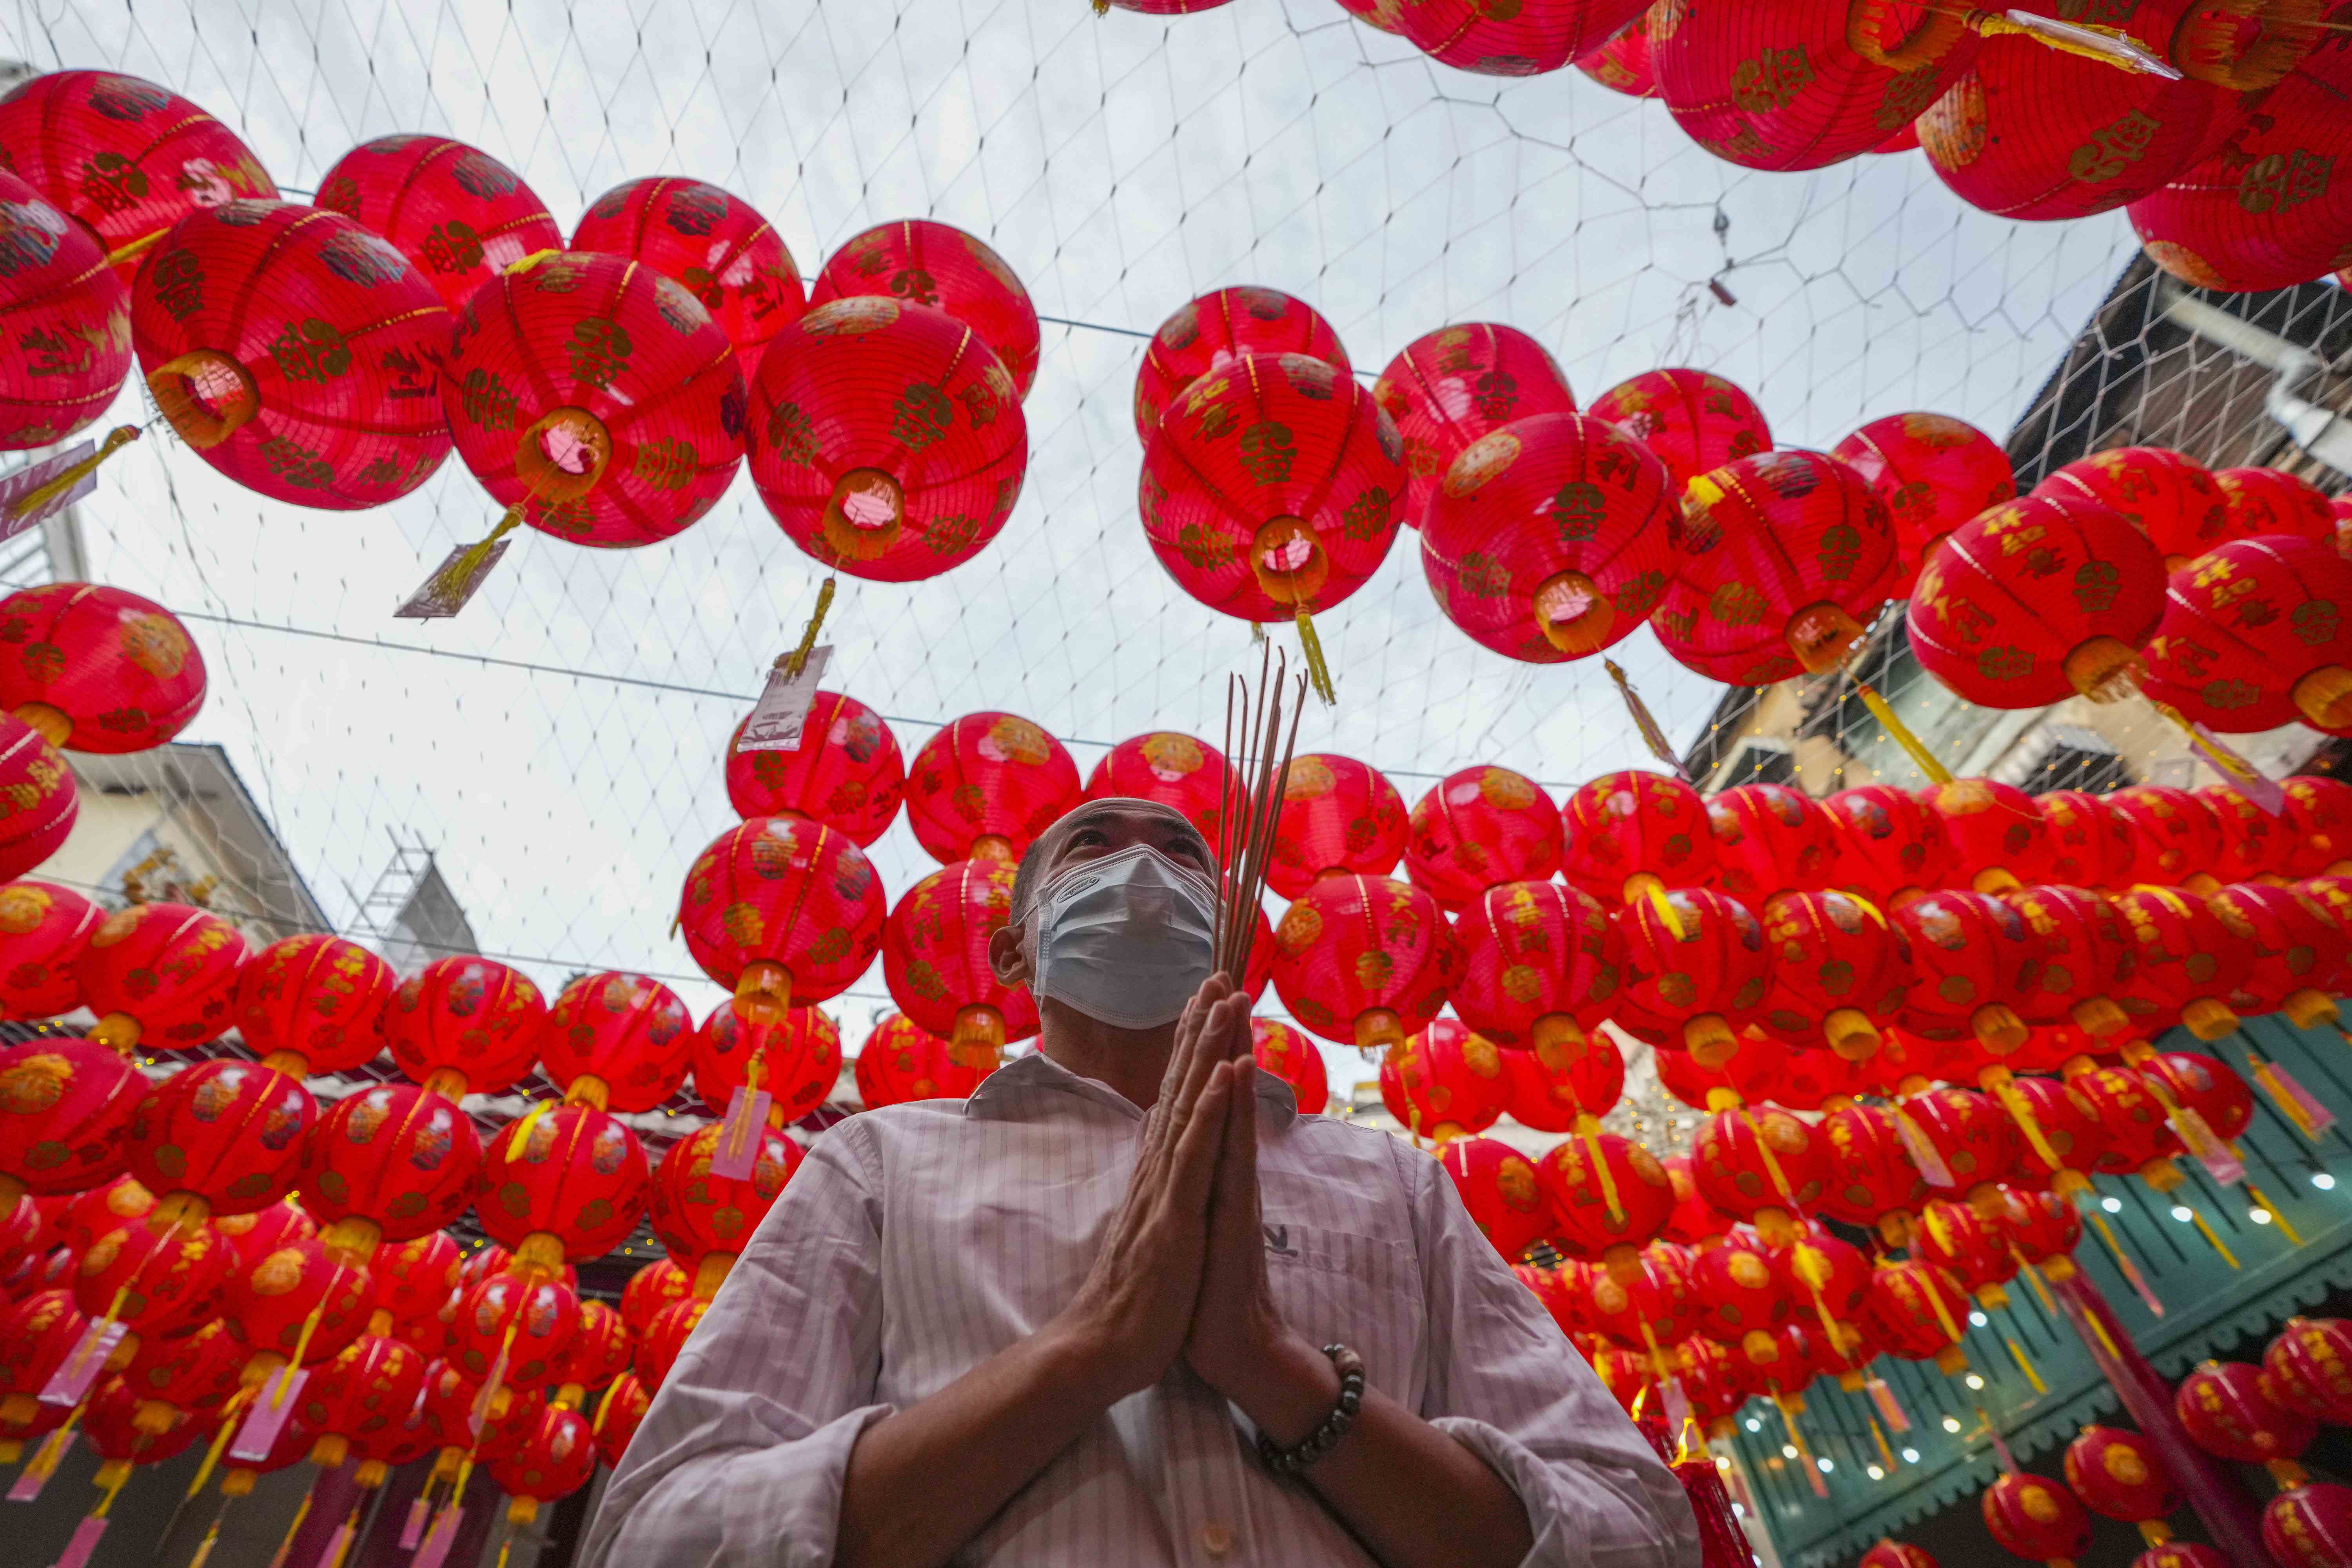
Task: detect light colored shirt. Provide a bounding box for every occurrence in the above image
[579,1052,1701,1568]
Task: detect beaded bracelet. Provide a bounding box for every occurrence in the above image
[1256,1343,1365,1476]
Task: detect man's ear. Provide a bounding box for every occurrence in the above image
[987,918,1030,987]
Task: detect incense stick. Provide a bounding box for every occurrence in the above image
[1212,655,1305,980]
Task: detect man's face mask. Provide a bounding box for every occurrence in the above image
[1028,841,1217,1029]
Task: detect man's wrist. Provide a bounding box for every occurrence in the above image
[1230,1328,1343,1448]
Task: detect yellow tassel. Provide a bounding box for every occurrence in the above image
[1093,0,1111,12]
[2247,1052,2321,1139]
[1604,659,1688,779]
[434,504,527,603]
[1292,605,1337,705]
[186,1516,224,1568]
[184,1394,248,1499]
[2082,1206,2162,1318]
[103,230,169,270]
[1966,9,2179,77]
[1578,1116,1626,1226]
[504,250,566,276]
[92,1470,127,1518]
[5,425,139,522]
[322,1504,363,1568]
[1737,1106,1799,1207]
[2013,1250,2057,1314]
[2247,1183,2304,1246]
[1920,1274,1965,1347]
[1641,879,1687,942]
[265,1489,313,1568]
[1855,681,1954,784]
[2006,1337,2047,1395]
[2189,1208,2240,1269]
[1869,1417,1896,1471]
[783,577,836,678]
[1988,1075,2067,1173]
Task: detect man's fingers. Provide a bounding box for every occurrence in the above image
[1216,1038,1260,1210]
[1167,981,1236,1128]
[1165,1059,1233,1214]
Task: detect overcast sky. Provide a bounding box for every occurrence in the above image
[6,0,2142,1089]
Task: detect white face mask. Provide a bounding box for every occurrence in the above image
[1029,842,1217,1029]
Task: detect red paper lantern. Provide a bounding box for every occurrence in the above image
[1272,873,1457,1053]
[386,955,547,1097]
[2141,537,2352,733]
[489,1404,600,1524]
[2177,1358,2316,1473]
[1250,1018,1328,1116]
[0,882,99,1020]
[2216,466,2338,545]
[1710,783,1837,902]
[1688,1227,1791,1356]
[748,296,1023,579]
[225,1235,373,1368]
[1132,287,1348,439]
[2138,1543,2232,1568]
[85,1372,205,1473]
[131,200,454,508]
[2034,446,2230,568]
[1984,1472,2095,1568]
[1815,1098,1928,1243]
[1996,1181,2084,1279]
[1139,350,1405,648]
[299,1331,427,1469]
[2036,791,2131,889]
[1670,450,1898,676]
[1388,0,1646,73]
[1913,1196,2019,1307]
[1651,573,1806,686]
[592,1371,650,1468]
[1534,1131,1677,1276]
[2109,886,2251,1038]
[2131,65,2352,293]
[1439,1136,1548,1260]
[450,1267,580,1392]
[1776,1219,1872,1327]
[299,1082,483,1257]
[1379,1018,1509,1141]
[1861,1542,1940,1568]
[316,136,560,310]
[2066,1061,2185,1186]
[444,249,745,547]
[1864,1257,1972,1373]
[0,72,274,276]
[1448,880,1626,1063]
[575,178,805,373]
[1374,323,1577,527]
[681,815,886,1028]
[1661,1154,1732,1247]
[1918,25,2239,220]
[230,934,393,1078]
[73,1214,232,1352]
[2002,1070,2111,1198]
[1958,804,2084,918]
[1586,368,1769,492]
[121,1316,241,1432]
[1267,753,1408,900]
[691,1003,842,1126]
[540,971,692,1111]
[724,689,904,847]
[2202,784,2293,883]
[1561,770,1717,905]
[636,1295,706,1395]
[2007,884,2134,1037]
[0,171,131,450]
[0,720,73,893]
[2142,1049,2255,1143]
[2105,785,2225,891]
[809,219,1034,399]
[552,1297,630,1402]
[0,582,206,756]
[1654,2,1983,171]
[1909,494,2169,708]
[124,1058,314,1223]
[1501,1036,1625,1133]
[479,1103,652,1270]
[618,1258,692,1341]
[1833,412,2016,594]
[2263,1482,2352,1568]
[1891,888,2040,1054]
[0,1035,145,1204]
[854,1011,993,1107]
[1619,889,1771,1064]
[2267,1317,2352,1426]
[2211,882,2346,1027]
[1420,411,1675,661]
[1577,14,1662,97]
[372,1230,463,1328]
[1654,1035,1786,1110]
[2287,779,2352,876]
[1902,1084,2023,1202]
[1758,889,1909,1058]
[882,858,1036,1062]
[1692,1105,1828,1244]
[57,1177,151,1256]
[417,1356,543,1462]
[1405,766,1561,913]
[1085,731,1241,847]
[648,1120,802,1297]
[904,712,1081,866]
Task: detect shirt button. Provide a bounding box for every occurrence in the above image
[1201,1522,1234,1557]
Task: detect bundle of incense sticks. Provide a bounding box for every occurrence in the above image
[1211,646,1306,979]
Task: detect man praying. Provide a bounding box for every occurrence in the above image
[581,797,1699,1568]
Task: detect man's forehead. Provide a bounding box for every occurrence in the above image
[1046,797,1200,845]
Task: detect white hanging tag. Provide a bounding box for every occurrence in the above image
[0,438,98,534]
[38,1318,126,1406]
[709,1087,773,1180]
[229,1367,309,1462]
[735,647,831,753]
[395,541,511,619]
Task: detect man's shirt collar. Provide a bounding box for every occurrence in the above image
[964,1048,1299,1128]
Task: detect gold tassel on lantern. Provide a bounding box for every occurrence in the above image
[1292,604,1336,705]
[3,425,141,523]
[783,578,837,678]
[1854,681,1955,785]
